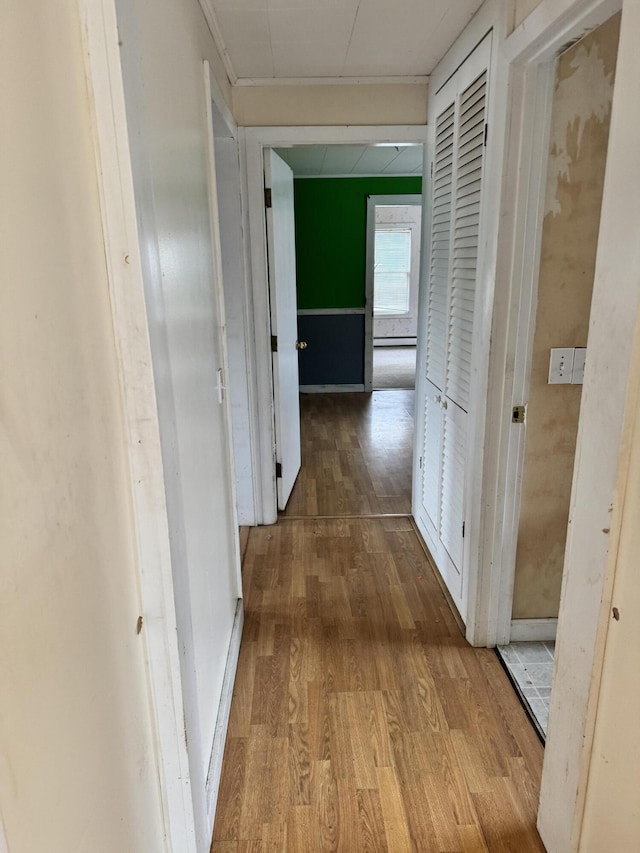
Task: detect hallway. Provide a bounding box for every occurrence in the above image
[212,393,545,851]
[284,391,414,518]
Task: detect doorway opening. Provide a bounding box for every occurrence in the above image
[496,12,621,740]
[368,196,422,391]
[269,141,424,517]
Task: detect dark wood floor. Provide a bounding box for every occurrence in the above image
[212,392,545,852]
[283,391,414,518]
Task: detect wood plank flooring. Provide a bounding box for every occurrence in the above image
[283,392,414,518]
[212,516,545,852]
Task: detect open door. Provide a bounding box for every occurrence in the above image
[265,149,302,510]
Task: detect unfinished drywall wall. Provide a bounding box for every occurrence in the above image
[512,15,620,619]
[232,83,428,127]
[0,2,165,849]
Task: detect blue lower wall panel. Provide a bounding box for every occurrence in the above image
[297,314,365,386]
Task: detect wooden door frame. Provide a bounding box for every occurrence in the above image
[79,1,197,849]
[365,193,423,391]
[478,0,623,649]
[242,125,427,525]
[202,61,245,835]
[470,0,627,850]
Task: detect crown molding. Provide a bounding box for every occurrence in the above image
[233,75,430,87]
[198,0,238,85]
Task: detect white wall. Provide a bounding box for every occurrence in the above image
[115,0,241,847]
[579,314,640,849]
[0,2,164,849]
[213,127,257,524]
[232,82,428,127]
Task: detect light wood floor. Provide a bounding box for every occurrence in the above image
[212,393,545,852]
[283,391,414,518]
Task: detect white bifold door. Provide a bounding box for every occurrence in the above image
[414,34,491,616]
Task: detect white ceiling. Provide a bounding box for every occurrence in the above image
[275,144,424,177]
[206,0,485,81]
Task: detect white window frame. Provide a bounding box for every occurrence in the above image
[373,225,413,317]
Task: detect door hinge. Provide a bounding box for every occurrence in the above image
[512,405,526,424]
[484,124,489,146]
[419,455,423,469]
[430,161,434,179]
[271,335,278,353]
[264,187,272,208]
[462,521,466,539]
[275,461,282,478]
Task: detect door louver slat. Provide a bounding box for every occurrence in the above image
[426,102,455,391]
[447,71,487,413]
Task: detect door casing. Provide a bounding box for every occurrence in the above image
[242,125,428,525]
[365,193,422,391]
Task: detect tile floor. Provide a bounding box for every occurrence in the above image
[496,642,555,738]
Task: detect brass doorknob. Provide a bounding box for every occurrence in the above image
[296,341,308,350]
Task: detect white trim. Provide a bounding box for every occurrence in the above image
[79,2,196,849]
[205,600,244,832]
[294,172,422,180]
[374,337,417,347]
[244,125,428,524]
[509,618,558,643]
[234,75,430,87]
[503,0,621,64]
[487,59,556,648]
[207,64,237,140]
[300,384,365,393]
[206,64,261,528]
[365,193,422,393]
[429,0,499,95]
[203,61,243,601]
[297,308,365,316]
[246,126,428,146]
[197,0,238,85]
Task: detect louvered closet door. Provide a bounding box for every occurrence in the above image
[446,69,487,413]
[426,102,455,393]
[415,33,491,616]
[421,379,444,530]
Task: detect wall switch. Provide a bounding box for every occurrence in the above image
[549,348,574,384]
[572,348,586,384]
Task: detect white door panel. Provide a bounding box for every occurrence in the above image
[421,379,444,530]
[265,149,301,510]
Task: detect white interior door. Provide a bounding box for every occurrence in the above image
[414,34,491,615]
[265,149,301,510]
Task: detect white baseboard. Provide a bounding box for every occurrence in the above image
[509,618,558,643]
[299,384,365,393]
[205,600,244,833]
[373,337,417,347]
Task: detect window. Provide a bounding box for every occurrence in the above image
[374,228,412,316]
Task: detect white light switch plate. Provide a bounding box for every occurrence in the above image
[572,348,586,384]
[549,348,574,384]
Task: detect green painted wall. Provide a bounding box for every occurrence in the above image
[294,176,422,310]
